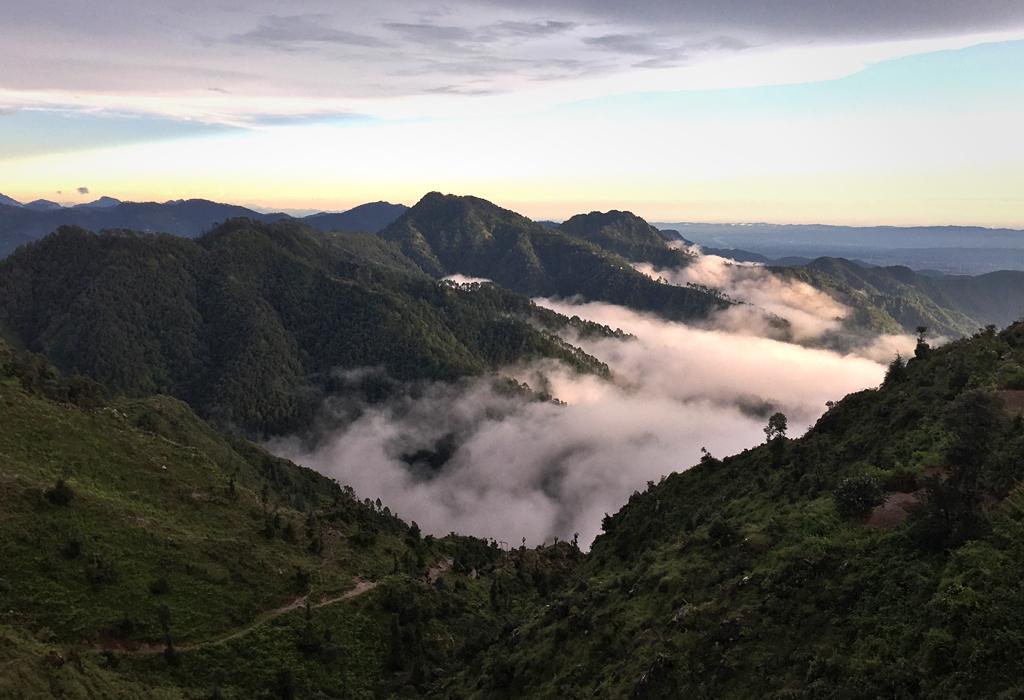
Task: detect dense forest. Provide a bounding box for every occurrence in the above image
[380,193,733,322]
[0,219,615,435]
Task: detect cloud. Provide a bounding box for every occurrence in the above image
[77,186,89,194]
[634,254,849,341]
[270,297,887,549]
[227,15,388,51]
[442,274,494,285]
[478,0,1024,42]
[384,18,578,45]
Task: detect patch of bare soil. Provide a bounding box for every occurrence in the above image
[866,491,922,529]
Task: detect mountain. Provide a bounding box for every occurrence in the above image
[0,198,288,258]
[24,198,62,211]
[73,195,122,208]
[0,193,21,207]
[559,211,694,267]
[658,221,1024,274]
[0,218,613,435]
[444,323,1024,698]
[0,198,408,259]
[0,336,579,698]
[302,201,408,233]
[784,257,1024,337]
[380,192,732,323]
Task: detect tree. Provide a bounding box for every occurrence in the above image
[764,412,788,442]
[915,326,931,360]
[885,353,907,384]
[833,475,883,519]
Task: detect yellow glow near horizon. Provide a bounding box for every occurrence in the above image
[4,99,1023,226]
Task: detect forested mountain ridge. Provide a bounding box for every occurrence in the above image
[559,210,694,268]
[0,219,613,435]
[0,338,581,698]
[781,257,1024,338]
[442,323,1024,698]
[380,192,732,322]
[0,198,411,259]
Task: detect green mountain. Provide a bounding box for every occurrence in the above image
[380,193,732,322]
[442,324,1024,698]
[559,210,694,268]
[0,219,612,435]
[0,338,580,698]
[783,257,1024,338]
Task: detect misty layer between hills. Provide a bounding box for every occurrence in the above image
[270,253,913,548]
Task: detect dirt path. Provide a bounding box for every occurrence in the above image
[95,577,379,656]
[95,559,452,656]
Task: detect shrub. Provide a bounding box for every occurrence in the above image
[833,475,884,519]
[44,477,74,506]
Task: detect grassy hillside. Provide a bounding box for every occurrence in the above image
[381,193,732,323]
[0,340,581,698]
[444,323,1024,698]
[0,219,613,435]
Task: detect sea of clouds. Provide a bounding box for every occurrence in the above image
[271,252,917,548]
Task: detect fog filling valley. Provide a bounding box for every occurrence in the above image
[271,254,918,548]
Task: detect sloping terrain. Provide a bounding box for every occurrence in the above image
[442,324,1024,698]
[0,339,581,698]
[0,219,612,435]
[381,193,732,322]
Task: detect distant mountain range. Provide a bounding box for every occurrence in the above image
[659,221,1024,274]
[0,194,409,258]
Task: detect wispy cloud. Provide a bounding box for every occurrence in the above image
[227,15,389,51]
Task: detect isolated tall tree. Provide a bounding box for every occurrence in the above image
[764,412,788,442]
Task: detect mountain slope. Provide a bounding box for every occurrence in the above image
[0,198,289,258]
[381,193,732,322]
[302,201,408,233]
[0,339,580,698]
[0,193,21,207]
[783,257,1024,337]
[0,219,612,434]
[445,323,1024,698]
[559,211,694,268]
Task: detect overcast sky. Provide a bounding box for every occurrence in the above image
[2,1,1023,224]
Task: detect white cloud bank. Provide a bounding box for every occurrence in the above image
[271,294,890,549]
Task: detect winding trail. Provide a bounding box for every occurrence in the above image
[94,559,451,656]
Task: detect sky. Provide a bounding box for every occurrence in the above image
[2,1,1023,225]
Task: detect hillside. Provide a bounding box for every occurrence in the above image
[0,219,613,435]
[443,323,1024,698]
[381,193,732,322]
[0,338,581,698]
[783,257,1024,337]
[559,211,694,268]
[303,201,409,234]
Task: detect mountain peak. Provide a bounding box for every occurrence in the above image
[24,199,62,211]
[559,209,693,267]
[74,196,121,209]
[0,193,22,208]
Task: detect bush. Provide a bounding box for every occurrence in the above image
[833,475,884,519]
[44,477,74,506]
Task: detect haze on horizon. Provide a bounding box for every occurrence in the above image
[2,0,1023,226]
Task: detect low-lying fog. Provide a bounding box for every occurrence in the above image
[271,254,917,548]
